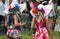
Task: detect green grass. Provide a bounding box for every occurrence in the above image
[0,34,33,39]
[0,31,59,39]
[0,30,34,39]
[49,31,59,39]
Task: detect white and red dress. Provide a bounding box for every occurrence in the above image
[34,17,48,39]
[30,6,48,39]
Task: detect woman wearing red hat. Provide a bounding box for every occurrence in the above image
[30,7,48,39]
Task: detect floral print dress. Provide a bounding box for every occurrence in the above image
[34,11,48,39]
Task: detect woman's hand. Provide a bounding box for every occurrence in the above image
[21,22,26,26]
[31,17,35,29]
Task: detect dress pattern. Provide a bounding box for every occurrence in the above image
[34,11,48,39]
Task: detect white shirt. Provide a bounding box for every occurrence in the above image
[0,0,5,16]
[48,2,57,17]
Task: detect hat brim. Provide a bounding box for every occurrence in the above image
[30,10,36,17]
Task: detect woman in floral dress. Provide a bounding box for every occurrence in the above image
[30,7,48,39]
[5,0,26,39]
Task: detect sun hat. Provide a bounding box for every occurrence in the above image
[30,7,38,17]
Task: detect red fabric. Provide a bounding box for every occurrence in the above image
[41,8,45,15]
[33,2,37,7]
[34,27,48,39]
[34,12,48,39]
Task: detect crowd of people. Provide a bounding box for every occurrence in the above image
[0,0,60,39]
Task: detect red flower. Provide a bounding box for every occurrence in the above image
[32,7,38,15]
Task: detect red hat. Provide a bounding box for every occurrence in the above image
[30,7,38,17]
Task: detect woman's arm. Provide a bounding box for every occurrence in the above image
[31,17,35,29]
[5,15,9,27]
[14,14,26,26]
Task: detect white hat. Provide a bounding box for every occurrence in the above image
[37,4,43,10]
[42,1,48,4]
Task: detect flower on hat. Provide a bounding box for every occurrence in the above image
[30,7,38,17]
[32,7,38,15]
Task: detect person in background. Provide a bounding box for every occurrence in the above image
[19,0,26,4]
[35,0,40,4]
[5,0,9,6]
[0,0,5,23]
[54,3,60,39]
[48,0,57,30]
[22,0,34,31]
[0,0,6,34]
[32,0,37,7]
[26,0,34,11]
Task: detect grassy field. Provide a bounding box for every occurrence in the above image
[0,30,34,39]
[0,30,59,39]
[0,34,33,39]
